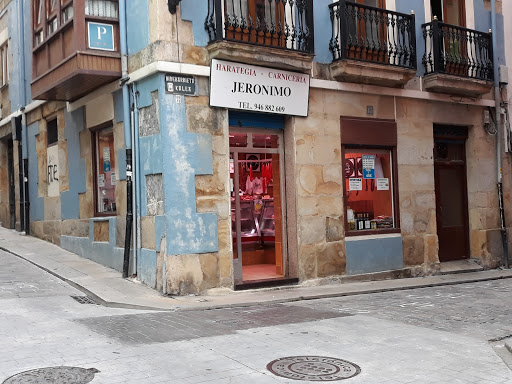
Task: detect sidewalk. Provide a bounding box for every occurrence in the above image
[1,226,512,312]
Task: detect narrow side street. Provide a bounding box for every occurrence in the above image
[0,247,511,384]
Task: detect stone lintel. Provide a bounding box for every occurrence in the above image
[206,41,314,73]
[330,59,417,88]
[423,73,493,97]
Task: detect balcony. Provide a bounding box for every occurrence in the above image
[204,0,314,73]
[422,20,494,97]
[31,0,121,102]
[329,1,417,87]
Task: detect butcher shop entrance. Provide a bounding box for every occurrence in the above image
[229,127,289,288]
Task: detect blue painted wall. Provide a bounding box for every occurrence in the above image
[126,0,150,55]
[397,0,426,75]
[345,235,404,275]
[181,0,209,46]
[61,108,86,220]
[314,0,335,63]
[8,0,32,111]
[474,0,505,67]
[136,73,218,256]
[27,122,44,222]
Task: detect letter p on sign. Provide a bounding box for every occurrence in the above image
[88,22,115,51]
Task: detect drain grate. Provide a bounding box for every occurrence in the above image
[267,356,361,381]
[2,366,99,384]
[71,296,99,305]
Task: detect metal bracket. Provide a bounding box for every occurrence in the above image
[168,0,181,14]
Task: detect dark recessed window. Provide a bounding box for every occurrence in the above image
[47,118,58,146]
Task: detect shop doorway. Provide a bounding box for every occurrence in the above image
[229,129,287,286]
[434,127,469,262]
[7,138,16,229]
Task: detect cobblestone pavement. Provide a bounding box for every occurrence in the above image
[1,248,511,384]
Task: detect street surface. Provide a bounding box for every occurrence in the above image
[0,248,511,383]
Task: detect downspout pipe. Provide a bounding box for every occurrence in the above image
[18,0,29,235]
[491,0,509,269]
[119,0,134,278]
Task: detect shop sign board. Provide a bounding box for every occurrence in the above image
[210,59,310,117]
[47,145,59,197]
[165,73,196,96]
[88,22,115,51]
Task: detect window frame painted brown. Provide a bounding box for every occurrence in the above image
[341,116,400,237]
[90,121,117,217]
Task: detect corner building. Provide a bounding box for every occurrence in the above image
[0,0,510,294]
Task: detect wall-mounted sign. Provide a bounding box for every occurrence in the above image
[88,22,115,51]
[47,145,59,197]
[377,178,389,191]
[165,73,196,96]
[210,59,310,117]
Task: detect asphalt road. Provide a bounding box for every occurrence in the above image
[1,248,511,383]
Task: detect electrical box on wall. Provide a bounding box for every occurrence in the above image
[499,65,509,85]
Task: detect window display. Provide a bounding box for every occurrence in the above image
[344,148,395,232]
[94,127,116,214]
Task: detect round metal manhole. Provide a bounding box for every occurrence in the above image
[267,356,360,381]
[2,366,99,384]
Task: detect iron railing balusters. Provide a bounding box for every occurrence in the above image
[205,0,313,54]
[422,21,493,81]
[329,1,416,70]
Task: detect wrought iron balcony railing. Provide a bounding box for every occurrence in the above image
[205,0,314,54]
[422,20,493,81]
[329,0,416,69]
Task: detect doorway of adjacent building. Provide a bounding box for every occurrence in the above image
[229,129,286,286]
[430,0,466,26]
[7,138,16,229]
[434,126,469,262]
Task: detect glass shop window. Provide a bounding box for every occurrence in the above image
[344,147,396,233]
[94,127,116,215]
[85,0,119,19]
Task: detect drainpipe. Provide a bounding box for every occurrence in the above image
[131,83,142,278]
[491,0,509,269]
[119,0,134,278]
[18,0,29,235]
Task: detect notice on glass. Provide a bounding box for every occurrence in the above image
[377,178,389,191]
[98,174,105,188]
[103,147,111,162]
[111,172,117,186]
[349,178,362,191]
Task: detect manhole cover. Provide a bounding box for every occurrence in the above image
[2,366,99,384]
[267,356,360,381]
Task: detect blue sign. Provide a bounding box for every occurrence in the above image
[104,160,111,173]
[363,168,375,179]
[362,155,375,179]
[88,22,115,51]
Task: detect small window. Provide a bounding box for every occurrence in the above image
[93,127,116,214]
[47,17,58,35]
[85,0,119,19]
[0,43,8,87]
[47,118,58,146]
[34,30,44,46]
[62,4,73,23]
[36,0,44,26]
[344,147,396,233]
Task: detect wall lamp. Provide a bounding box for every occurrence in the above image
[168,0,181,14]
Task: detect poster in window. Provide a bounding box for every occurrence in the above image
[377,178,389,190]
[345,158,356,178]
[111,172,117,186]
[349,178,363,191]
[98,174,105,188]
[356,157,363,177]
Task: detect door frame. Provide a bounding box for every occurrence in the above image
[229,127,288,284]
[434,131,470,262]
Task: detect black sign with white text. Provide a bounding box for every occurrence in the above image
[165,73,196,96]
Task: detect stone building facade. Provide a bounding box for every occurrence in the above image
[0,0,510,294]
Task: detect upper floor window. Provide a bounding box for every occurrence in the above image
[85,0,119,19]
[0,42,8,87]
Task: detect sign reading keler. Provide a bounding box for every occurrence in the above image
[210,59,310,117]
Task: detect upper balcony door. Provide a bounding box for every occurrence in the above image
[431,0,466,27]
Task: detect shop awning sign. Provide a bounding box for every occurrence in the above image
[210,59,310,117]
